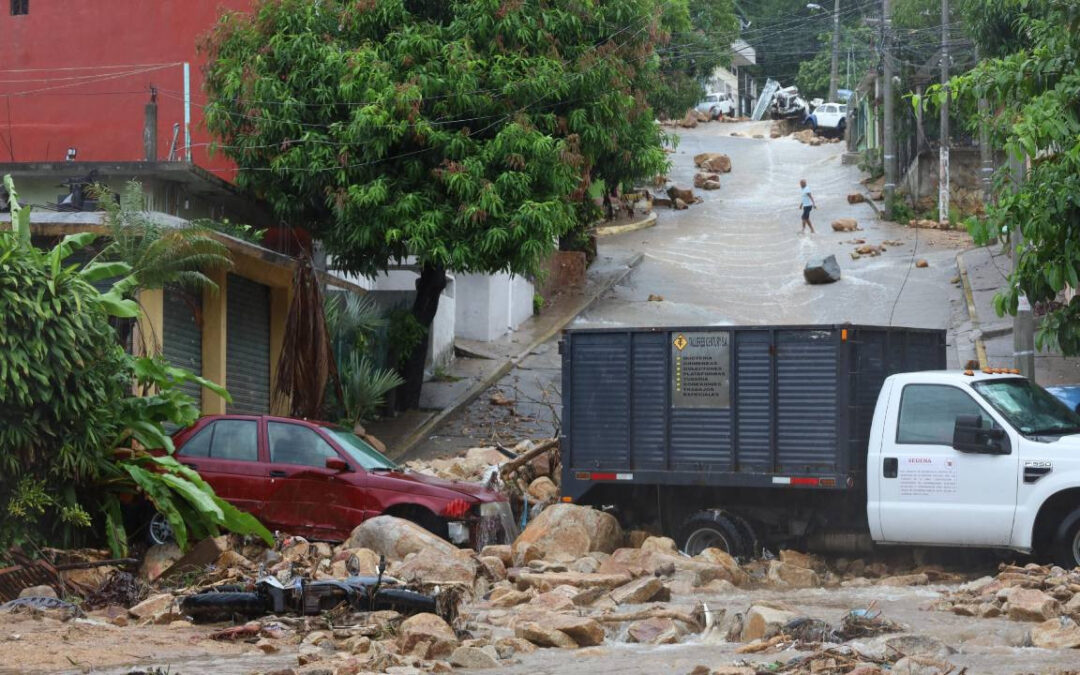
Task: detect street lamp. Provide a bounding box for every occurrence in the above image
[807,2,841,102]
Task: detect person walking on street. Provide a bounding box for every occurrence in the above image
[799,179,817,234]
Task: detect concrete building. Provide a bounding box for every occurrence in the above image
[708,40,757,117]
[2,0,542,389]
[1,162,363,416]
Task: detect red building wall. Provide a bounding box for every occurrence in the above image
[0,1,253,178]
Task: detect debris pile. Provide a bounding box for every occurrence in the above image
[937,562,1080,648]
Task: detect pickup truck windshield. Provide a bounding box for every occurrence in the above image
[327,428,399,470]
[973,378,1080,436]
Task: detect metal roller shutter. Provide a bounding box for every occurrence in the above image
[225,274,271,414]
[162,290,203,408]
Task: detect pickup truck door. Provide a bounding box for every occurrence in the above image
[876,383,1018,546]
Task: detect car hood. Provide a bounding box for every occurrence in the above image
[373,469,505,502]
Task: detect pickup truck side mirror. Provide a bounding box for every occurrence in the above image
[325,457,351,472]
[953,414,1011,454]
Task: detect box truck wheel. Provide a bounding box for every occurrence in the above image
[679,510,748,558]
[1051,506,1080,568]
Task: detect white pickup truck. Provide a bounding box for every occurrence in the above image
[560,325,1080,568]
[696,92,735,119]
[868,370,1080,566]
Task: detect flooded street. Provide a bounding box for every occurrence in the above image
[496,581,1080,675]
[579,121,970,337]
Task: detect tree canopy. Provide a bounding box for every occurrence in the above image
[943,0,1080,353]
[202,0,679,406]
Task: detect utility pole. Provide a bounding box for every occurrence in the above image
[976,46,993,204]
[882,0,896,217]
[938,0,950,227]
[1009,154,1035,379]
[829,0,841,102]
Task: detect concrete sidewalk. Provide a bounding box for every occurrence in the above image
[367,250,645,459]
[956,245,1080,385]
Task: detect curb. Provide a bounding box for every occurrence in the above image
[392,252,646,461]
[595,212,657,237]
[955,249,988,369]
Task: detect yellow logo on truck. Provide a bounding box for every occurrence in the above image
[673,334,688,351]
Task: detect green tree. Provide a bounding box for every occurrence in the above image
[650,0,740,117]
[943,0,1080,353]
[202,0,670,408]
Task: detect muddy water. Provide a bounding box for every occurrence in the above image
[579,122,969,334]
[495,583,1076,674]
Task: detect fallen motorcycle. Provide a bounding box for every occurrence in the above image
[181,557,443,623]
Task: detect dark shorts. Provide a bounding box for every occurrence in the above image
[802,205,813,219]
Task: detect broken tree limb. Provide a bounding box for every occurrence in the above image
[499,438,558,478]
[593,607,703,632]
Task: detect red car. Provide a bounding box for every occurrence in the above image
[151,415,516,547]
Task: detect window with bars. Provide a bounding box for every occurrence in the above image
[10,0,28,16]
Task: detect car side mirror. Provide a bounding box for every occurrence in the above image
[325,457,350,472]
[953,414,1010,454]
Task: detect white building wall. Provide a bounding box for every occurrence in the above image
[329,266,456,371]
[455,272,535,341]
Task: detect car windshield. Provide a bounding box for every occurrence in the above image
[973,378,1080,435]
[326,428,398,470]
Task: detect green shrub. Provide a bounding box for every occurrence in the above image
[1,176,272,557]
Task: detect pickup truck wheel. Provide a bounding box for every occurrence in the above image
[1051,508,1080,568]
[679,510,747,558]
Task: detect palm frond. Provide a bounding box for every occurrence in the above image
[340,352,404,425]
[93,181,232,296]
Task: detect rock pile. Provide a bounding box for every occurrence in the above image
[938,563,1080,648]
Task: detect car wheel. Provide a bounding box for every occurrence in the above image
[147,511,175,546]
[678,509,748,558]
[1051,507,1080,568]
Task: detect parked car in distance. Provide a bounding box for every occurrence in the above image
[807,102,847,135]
[1046,385,1080,414]
[153,415,516,547]
[696,92,735,119]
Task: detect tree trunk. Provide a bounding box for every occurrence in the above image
[396,262,446,410]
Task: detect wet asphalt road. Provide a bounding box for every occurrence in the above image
[576,121,969,334]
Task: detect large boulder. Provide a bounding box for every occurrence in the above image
[515,621,579,649]
[392,548,478,585]
[129,593,176,621]
[693,153,732,173]
[767,560,821,588]
[778,549,825,572]
[345,515,458,561]
[804,255,841,284]
[512,504,622,566]
[627,617,684,644]
[397,612,458,658]
[667,186,695,204]
[450,645,501,669]
[549,614,606,646]
[1031,617,1080,649]
[516,571,631,592]
[610,576,665,605]
[696,548,749,586]
[693,173,720,189]
[1005,588,1062,622]
[140,543,184,582]
[741,603,801,642]
[527,477,559,502]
